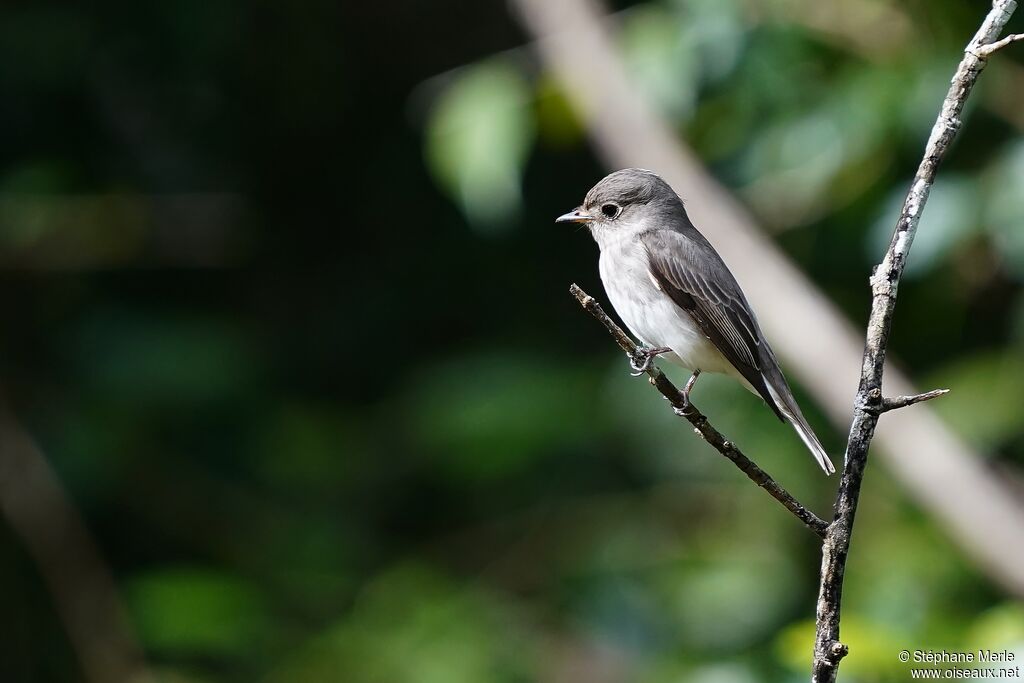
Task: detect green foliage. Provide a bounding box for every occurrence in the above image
[620,4,701,120]
[425,61,535,232]
[127,568,272,658]
[71,313,257,405]
[926,351,1024,450]
[265,565,534,683]
[985,140,1024,276]
[407,352,602,480]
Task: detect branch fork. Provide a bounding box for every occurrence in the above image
[968,32,1024,58]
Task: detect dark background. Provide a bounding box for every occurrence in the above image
[1,1,1023,681]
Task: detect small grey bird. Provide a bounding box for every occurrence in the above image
[558,168,834,475]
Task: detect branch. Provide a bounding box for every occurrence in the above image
[812,2,1019,680]
[969,32,1024,58]
[570,283,829,538]
[878,389,949,413]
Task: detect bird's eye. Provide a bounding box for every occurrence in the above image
[601,203,621,219]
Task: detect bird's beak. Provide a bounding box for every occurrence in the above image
[555,207,593,224]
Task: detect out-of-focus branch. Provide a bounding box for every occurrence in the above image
[0,403,153,683]
[570,284,829,538]
[509,0,1024,597]
[812,4,1019,679]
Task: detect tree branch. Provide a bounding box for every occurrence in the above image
[969,31,1024,58]
[570,283,829,539]
[878,389,949,414]
[811,2,1019,680]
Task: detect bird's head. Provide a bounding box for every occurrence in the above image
[555,168,682,241]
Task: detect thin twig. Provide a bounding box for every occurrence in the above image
[879,389,949,413]
[570,283,829,538]
[970,32,1024,58]
[811,3,1019,681]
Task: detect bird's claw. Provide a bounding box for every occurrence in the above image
[675,369,702,409]
[629,346,671,376]
[629,353,653,376]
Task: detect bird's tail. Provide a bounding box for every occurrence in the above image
[786,407,835,475]
[765,380,836,475]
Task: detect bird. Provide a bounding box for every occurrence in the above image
[557,168,835,475]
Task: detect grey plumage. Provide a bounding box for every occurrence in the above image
[558,168,835,475]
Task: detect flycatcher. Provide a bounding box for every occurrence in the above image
[558,168,835,475]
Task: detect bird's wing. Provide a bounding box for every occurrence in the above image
[641,230,785,421]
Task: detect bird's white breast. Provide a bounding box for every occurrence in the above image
[596,232,736,377]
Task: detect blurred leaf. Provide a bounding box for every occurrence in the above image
[72,312,258,406]
[253,403,361,495]
[127,568,272,658]
[45,403,133,505]
[621,5,700,120]
[535,76,584,148]
[776,616,904,677]
[0,194,147,257]
[680,0,746,84]
[658,550,802,650]
[620,0,745,122]
[266,564,533,683]
[0,158,81,194]
[902,58,969,136]
[425,60,534,232]
[984,139,1024,277]
[966,603,1024,653]
[846,510,976,639]
[741,111,846,222]
[924,350,1024,451]
[639,657,762,683]
[685,663,760,683]
[407,352,601,481]
[146,670,221,683]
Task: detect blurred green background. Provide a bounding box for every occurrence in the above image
[1,1,1023,682]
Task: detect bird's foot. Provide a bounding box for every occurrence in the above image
[672,369,702,413]
[629,346,672,376]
